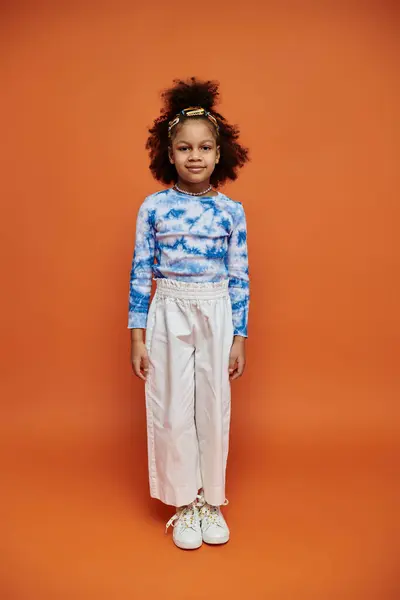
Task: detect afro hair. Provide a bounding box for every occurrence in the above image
[145,77,249,187]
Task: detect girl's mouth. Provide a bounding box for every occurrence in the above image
[186,166,205,173]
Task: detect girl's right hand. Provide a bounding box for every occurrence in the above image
[131,340,150,381]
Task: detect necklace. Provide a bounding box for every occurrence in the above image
[174,183,213,197]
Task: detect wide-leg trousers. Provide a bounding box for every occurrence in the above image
[144,278,234,507]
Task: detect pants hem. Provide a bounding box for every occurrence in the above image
[150,487,201,508]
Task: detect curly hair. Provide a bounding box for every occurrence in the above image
[145,77,249,187]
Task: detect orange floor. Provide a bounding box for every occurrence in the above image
[2,434,397,600]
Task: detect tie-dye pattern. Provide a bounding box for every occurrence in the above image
[128,188,250,337]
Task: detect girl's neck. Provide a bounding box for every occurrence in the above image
[175,179,218,197]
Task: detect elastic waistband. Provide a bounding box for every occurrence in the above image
[155,278,229,300]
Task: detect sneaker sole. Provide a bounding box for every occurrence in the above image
[173,539,203,550]
[202,535,230,545]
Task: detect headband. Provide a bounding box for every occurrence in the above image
[168,106,219,138]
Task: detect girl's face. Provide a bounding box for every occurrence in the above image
[169,120,220,190]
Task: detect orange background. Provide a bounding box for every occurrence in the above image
[1,2,399,599]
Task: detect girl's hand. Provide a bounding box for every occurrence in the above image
[131,339,150,381]
[229,336,246,381]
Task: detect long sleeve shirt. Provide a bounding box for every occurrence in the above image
[128,188,250,337]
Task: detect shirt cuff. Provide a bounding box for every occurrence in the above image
[233,327,248,338]
[128,312,148,329]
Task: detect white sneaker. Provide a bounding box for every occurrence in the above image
[199,498,230,545]
[166,497,203,550]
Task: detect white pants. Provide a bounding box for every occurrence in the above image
[144,278,234,507]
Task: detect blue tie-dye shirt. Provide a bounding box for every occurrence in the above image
[128,188,250,337]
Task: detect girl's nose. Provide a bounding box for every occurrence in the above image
[189,149,201,160]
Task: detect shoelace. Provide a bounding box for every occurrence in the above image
[199,498,229,527]
[165,493,204,534]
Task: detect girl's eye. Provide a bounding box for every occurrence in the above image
[177,146,212,152]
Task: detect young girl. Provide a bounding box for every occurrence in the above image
[128,77,250,550]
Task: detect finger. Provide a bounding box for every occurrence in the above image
[229,364,238,380]
[228,356,237,374]
[236,357,246,378]
[142,355,150,378]
[137,370,146,382]
[230,370,240,381]
[231,358,245,381]
[131,360,138,375]
[133,360,146,381]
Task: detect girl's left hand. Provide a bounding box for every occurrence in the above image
[229,337,246,380]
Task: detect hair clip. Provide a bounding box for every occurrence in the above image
[168,106,219,137]
[183,107,206,117]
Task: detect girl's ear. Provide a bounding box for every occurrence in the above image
[216,145,220,164]
[168,146,174,164]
